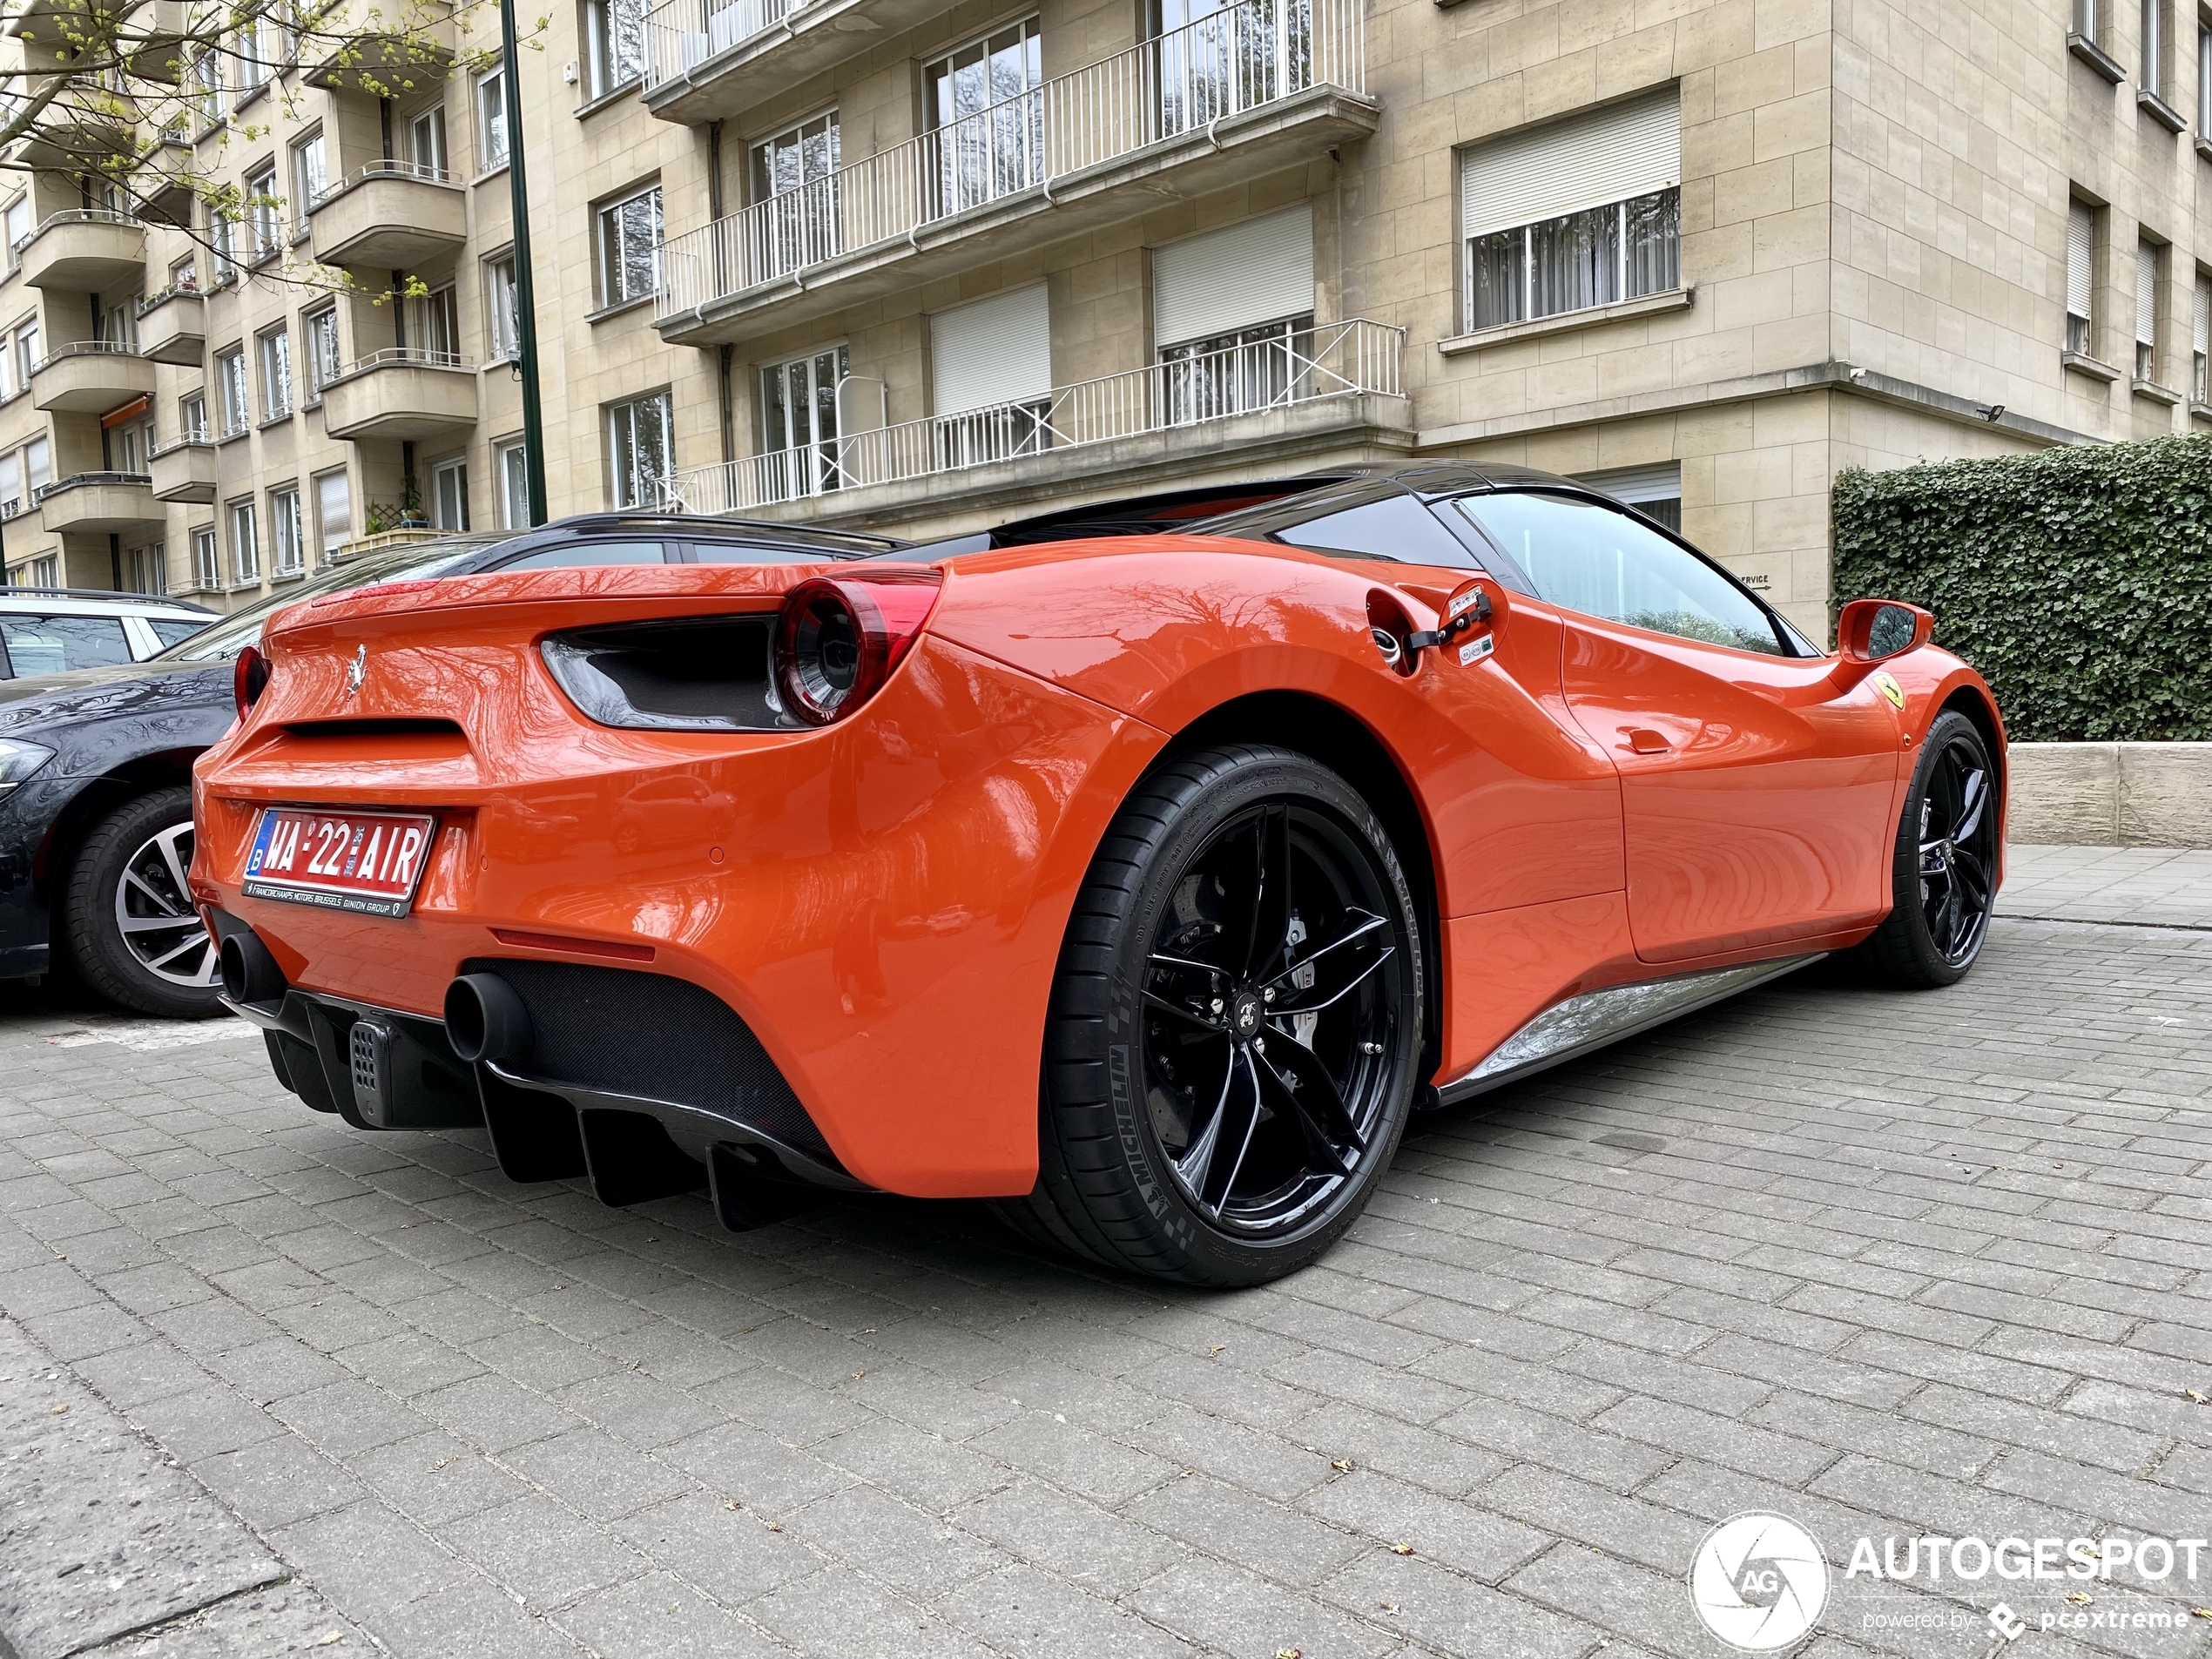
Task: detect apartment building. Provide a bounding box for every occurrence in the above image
[2,0,2207,642]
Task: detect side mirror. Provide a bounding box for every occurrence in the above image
[1837,598,1932,664]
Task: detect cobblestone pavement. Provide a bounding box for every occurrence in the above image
[2,846,2209,1659]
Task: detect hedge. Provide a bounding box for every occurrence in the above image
[1831,434,2212,742]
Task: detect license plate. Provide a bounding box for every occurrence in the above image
[243,807,439,919]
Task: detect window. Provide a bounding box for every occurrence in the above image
[192,525,219,590]
[408,105,448,176]
[414,285,460,364]
[2142,0,2166,95]
[587,0,647,95]
[217,347,250,433]
[1456,491,1783,655]
[2202,20,2212,132]
[236,17,272,92]
[2067,200,2095,355]
[100,296,137,351]
[24,436,49,496]
[16,321,38,389]
[762,344,848,497]
[432,457,469,529]
[246,164,280,261]
[304,305,341,395]
[926,19,1043,215]
[477,69,509,169]
[2195,271,2209,402]
[750,115,840,274]
[228,498,259,583]
[259,326,293,418]
[314,469,350,554]
[1576,462,1683,535]
[1270,493,1478,566]
[0,616,134,674]
[170,253,198,293]
[23,556,60,590]
[607,389,674,508]
[485,254,519,361]
[2136,238,2160,381]
[596,185,663,307]
[192,51,223,128]
[931,285,1050,464]
[1160,316,1313,423]
[497,439,530,527]
[0,451,16,515]
[112,414,153,473]
[128,544,167,595]
[293,129,327,212]
[180,390,208,441]
[3,197,27,268]
[211,203,236,279]
[1461,87,1682,333]
[270,485,303,576]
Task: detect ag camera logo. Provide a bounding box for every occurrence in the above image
[1689,1513,1830,1650]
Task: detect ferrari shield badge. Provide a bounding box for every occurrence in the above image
[1871,669,1905,710]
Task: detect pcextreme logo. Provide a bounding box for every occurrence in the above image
[1689,1513,1831,1651]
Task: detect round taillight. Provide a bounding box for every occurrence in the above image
[773,574,941,726]
[233,644,272,720]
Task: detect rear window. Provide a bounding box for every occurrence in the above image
[1,615,134,676]
[146,617,209,648]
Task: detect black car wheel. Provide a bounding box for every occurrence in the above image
[1005,745,1424,1286]
[63,786,225,1018]
[1851,710,2000,988]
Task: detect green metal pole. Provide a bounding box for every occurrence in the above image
[500,0,549,525]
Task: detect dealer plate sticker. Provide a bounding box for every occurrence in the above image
[243,807,438,919]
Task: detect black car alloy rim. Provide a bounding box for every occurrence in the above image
[1919,734,1996,966]
[1140,802,1406,1238]
[115,821,219,989]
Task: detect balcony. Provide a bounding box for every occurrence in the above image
[122,0,191,79]
[665,318,1406,527]
[36,473,163,537]
[150,438,218,503]
[307,163,468,269]
[644,0,950,125]
[321,348,479,442]
[655,0,1373,347]
[300,8,456,89]
[137,285,206,364]
[30,342,158,413]
[16,211,147,293]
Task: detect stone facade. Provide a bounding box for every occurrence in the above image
[3,0,2207,642]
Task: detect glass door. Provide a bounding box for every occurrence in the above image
[926,19,1043,220]
[760,343,849,499]
[750,113,840,281]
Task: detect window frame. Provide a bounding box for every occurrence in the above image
[594,182,664,309]
[216,346,250,434]
[484,252,520,361]
[258,323,293,420]
[606,388,675,509]
[585,0,647,98]
[269,483,304,577]
[303,303,341,397]
[314,467,352,556]
[476,67,510,170]
[246,162,281,263]
[496,438,530,528]
[227,496,260,584]
[292,127,327,215]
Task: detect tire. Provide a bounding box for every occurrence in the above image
[62,786,226,1019]
[1848,710,2000,988]
[1003,745,1425,1286]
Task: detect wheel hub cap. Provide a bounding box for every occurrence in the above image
[1230,991,1263,1039]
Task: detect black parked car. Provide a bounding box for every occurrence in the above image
[0,515,898,1017]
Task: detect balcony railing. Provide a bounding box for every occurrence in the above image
[33,469,152,503]
[657,0,1362,320]
[665,317,1401,516]
[11,206,141,259]
[333,345,469,376]
[309,158,452,207]
[644,0,789,84]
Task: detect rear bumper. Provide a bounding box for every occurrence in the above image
[216,914,867,1222]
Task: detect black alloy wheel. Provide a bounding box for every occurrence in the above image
[1007,745,1423,1285]
[1851,710,2001,988]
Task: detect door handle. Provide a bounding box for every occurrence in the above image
[1622,728,1671,754]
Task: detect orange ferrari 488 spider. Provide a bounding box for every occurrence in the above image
[193,464,2005,1285]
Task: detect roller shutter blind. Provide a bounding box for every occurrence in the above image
[2136,240,2158,347]
[1460,85,1681,240]
[1577,462,1680,506]
[2067,202,2094,323]
[2195,272,2209,354]
[1151,204,1315,349]
[930,282,1052,415]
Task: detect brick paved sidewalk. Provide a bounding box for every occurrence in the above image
[1,845,2207,1659]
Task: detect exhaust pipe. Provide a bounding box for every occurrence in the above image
[219,929,287,1006]
[444,972,533,1066]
